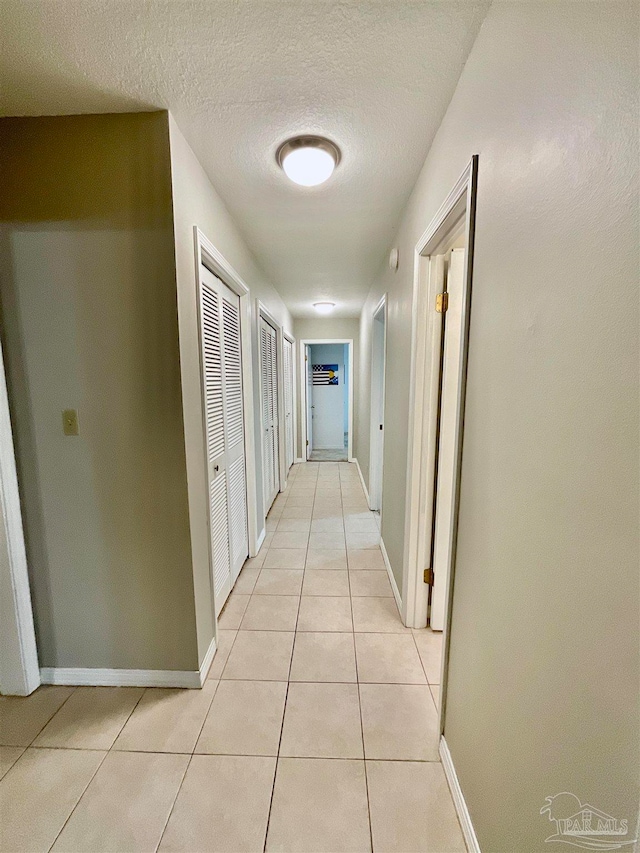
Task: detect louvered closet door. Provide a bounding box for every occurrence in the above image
[283,338,294,471]
[260,317,280,511]
[200,266,248,616]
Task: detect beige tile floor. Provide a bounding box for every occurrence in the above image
[0,462,462,853]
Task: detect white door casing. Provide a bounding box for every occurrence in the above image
[300,340,354,463]
[260,317,280,511]
[200,266,249,617]
[369,298,387,511]
[0,339,40,696]
[430,249,466,630]
[283,336,295,471]
[305,345,313,457]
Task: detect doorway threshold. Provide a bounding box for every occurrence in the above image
[309,448,348,461]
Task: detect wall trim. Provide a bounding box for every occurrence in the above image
[353,457,371,506]
[40,666,203,689]
[380,537,402,614]
[0,340,40,696]
[198,634,217,686]
[255,526,266,555]
[440,736,481,853]
[294,457,303,464]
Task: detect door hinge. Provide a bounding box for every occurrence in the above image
[423,568,434,585]
[306,440,309,446]
[435,292,448,313]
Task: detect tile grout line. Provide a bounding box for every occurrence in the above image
[154,619,224,847]
[45,745,111,852]
[45,683,148,850]
[24,684,79,751]
[343,463,375,853]
[261,465,310,853]
[154,753,193,852]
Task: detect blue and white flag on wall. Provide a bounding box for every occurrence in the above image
[313,364,339,385]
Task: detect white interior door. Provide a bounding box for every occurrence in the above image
[430,248,466,630]
[305,345,313,457]
[200,266,249,617]
[369,310,386,511]
[260,317,280,511]
[283,337,295,471]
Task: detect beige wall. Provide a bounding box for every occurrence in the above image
[0,113,198,671]
[168,115,293,662]
[293,317,359,462]
[358,2,639,849]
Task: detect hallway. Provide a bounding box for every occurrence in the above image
[0,462,455,853]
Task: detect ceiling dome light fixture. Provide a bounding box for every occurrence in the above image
[313,302,336,314]
[277,136,341,187]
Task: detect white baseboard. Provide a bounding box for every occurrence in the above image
[440,736,481,853]
[294,457,303,463]
[353,458,371,505]
[198,634,217,686]
[40,666,202,689]
[380,537,402,614]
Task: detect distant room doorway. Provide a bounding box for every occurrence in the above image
[302,340,353,462]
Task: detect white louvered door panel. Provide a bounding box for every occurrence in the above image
[210,470,230,600]
[283,338,294,471]
[222,293,248,583]
[200,265,248,617]
[260,323,273,508]
[260,317,279,511]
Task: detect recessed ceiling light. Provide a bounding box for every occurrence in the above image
[277,136,341,187]
[313,302,336,314]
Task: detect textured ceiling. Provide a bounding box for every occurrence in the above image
[0,1,490,317]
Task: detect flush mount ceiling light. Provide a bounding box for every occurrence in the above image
[313,302,336,314]
[277,136,341,187]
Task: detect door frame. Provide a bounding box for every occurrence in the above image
[299,339,354,461]
[368,294,388,512]
[281,331,297,480]
[257,301,285,502]
[400,157,478,731]
[194,227,259,586]
[0,339,40,696]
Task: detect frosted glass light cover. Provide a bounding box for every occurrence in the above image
[282,146,336,186]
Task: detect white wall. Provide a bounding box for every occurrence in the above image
[0,113,198,673]
[357,3,639,849]
[168,115,293,664]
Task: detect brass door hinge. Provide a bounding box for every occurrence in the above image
[435,292,448,313]
[424,568,434,585]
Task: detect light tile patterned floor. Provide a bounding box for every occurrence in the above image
[0,462,462,853]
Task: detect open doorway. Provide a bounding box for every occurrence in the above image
[402,157,478,740]
[301,339,353,462]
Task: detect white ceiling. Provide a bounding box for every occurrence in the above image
[0,1,489,318]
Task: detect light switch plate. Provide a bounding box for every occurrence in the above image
[62,409,79,436]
